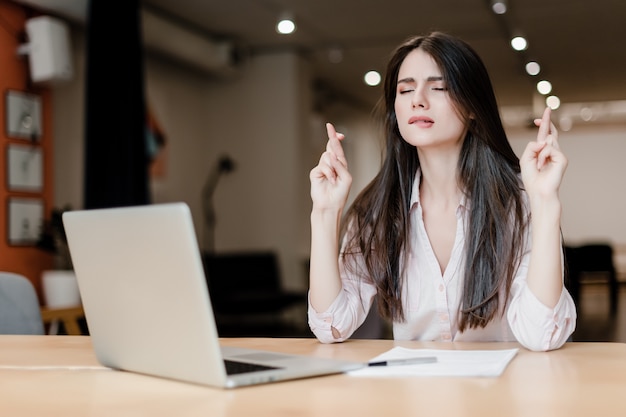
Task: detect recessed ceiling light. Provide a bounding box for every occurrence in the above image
[580,107,593,121]
[537,80,552,95]
[276,13,296,34]
[328,47,344,64]
[364,70,381,86]
[491,1,507,14]
[525,61,540,76]
[546,95,560,110]
[559,116,573,131]
[511,36,528,51]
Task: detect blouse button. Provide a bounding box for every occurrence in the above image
[438,284,444,292]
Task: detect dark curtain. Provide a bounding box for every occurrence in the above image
[83,0,149,209]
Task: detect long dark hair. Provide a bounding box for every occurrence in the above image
[340,32,527,331]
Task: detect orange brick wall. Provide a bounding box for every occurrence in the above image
[0,0,56,302]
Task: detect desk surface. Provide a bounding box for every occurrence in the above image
[1,336,626,417]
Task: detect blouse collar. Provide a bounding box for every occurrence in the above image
[410,168,469,212]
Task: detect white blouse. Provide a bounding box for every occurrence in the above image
[308,171,577,351]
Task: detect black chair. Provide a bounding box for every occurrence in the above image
[565,243,618,316]
[202,251,308,336]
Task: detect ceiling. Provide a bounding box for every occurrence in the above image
[142,0,626,112]
[12,0,626,113]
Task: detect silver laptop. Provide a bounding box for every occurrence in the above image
[62,202,363,388]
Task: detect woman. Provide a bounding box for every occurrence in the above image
[308,32,576,351]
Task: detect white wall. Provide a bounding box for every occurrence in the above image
[508,124,626,246]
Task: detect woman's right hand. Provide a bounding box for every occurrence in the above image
[309,123,352,212]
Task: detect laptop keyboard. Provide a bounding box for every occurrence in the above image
[224,359,280,375]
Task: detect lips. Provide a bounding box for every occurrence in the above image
[408,116,434,125]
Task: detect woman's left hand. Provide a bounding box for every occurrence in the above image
[520,107,568,199]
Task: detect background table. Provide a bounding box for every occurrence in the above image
[40,305,85,335]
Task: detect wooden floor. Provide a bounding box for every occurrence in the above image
[572,282,626,342]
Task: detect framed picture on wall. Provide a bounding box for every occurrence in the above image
[7,197,44,246]
[6,144,43,192]
[4,90,42,140]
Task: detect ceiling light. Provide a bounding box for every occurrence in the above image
[537,80,552,95]
[525,61,540,76]
[328,47,344,64]
[276,13,296,34]
[491,0,507,14]
[364,70,381,86]
[510,36,528,51]
[559,116,573,131]
[546,95,560,110]
[580,107,593,121]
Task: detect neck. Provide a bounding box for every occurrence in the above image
[417,148,461,205]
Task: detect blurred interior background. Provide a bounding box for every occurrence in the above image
[2,0,625,340]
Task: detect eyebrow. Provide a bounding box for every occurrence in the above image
[397,76,444,84]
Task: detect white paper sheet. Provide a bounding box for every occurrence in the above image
[349,347,519,377]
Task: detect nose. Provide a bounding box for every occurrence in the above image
[411,86,428,109]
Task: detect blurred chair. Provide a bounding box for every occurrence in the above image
[0,272,45,335]
[565,243,618,316]
[564,245,580,306]
[202,251,308,336]
[350,298,389,339]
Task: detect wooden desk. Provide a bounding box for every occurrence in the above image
[1,336,626,416]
